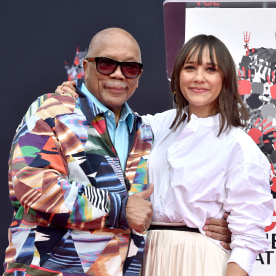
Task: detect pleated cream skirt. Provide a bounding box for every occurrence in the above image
[141,230,230,276]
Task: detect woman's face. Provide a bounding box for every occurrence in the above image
[179,46,224,118]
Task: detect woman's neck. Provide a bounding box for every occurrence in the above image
[188,105,218,120]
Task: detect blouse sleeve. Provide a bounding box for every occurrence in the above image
[225,159,274,275]
[142,109,177,140]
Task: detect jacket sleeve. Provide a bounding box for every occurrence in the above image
[9,94,129,230]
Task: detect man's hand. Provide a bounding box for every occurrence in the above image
[203,212,232,250]
[126,183,154,233]
[55,80,78,98]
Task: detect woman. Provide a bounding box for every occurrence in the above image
[142,35,273,276]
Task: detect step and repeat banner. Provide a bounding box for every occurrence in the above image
[163,1,276,275]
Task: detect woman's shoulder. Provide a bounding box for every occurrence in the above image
[142,109,177,138]
[142,109,177,128]
[227,127,270,168]
[229,127,260,148]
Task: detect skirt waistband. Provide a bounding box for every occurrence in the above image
[148,224,200,233]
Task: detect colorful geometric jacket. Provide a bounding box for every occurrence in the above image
[4,81,153,276]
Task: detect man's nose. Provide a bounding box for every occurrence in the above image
[110,65,125,79]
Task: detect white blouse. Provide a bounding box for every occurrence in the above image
[143,109,274,275]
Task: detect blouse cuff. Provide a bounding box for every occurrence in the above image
[228,247,257,275]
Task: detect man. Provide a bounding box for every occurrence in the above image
[4,28,154,276]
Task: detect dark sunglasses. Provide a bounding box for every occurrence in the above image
[86,57,143,79]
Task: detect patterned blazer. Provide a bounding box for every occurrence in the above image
[4,81,153,276]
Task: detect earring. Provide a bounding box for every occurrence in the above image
[173,91,177,103]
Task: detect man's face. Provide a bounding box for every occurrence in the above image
[83,32,142,117]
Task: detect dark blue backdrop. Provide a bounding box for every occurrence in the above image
[0,0,171,273]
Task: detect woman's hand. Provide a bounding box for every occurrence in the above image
[55,80,78,98]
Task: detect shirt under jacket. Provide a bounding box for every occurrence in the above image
[80,82,134,170]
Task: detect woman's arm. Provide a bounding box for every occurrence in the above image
[226,263,248,276]
[225,158,273,275]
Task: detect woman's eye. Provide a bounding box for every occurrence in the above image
[184,65,195,71]
[207,67,217,72]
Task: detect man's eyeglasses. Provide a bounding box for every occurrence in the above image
[86,57,143,79]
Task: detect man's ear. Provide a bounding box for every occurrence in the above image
[83,59,89,80]
[137,69,143,88]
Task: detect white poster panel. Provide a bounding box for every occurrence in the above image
[184,6,276,276]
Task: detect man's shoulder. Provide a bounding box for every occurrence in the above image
[31,93,78,117]
[38,92,77,106]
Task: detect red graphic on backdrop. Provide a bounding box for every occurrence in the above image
[265,210,276,232]
[238,79,251,95]
[243,31,251,51]
[64,47,87,81]
[196,2,220,7]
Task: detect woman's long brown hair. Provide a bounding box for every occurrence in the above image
[170,34,249,136]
